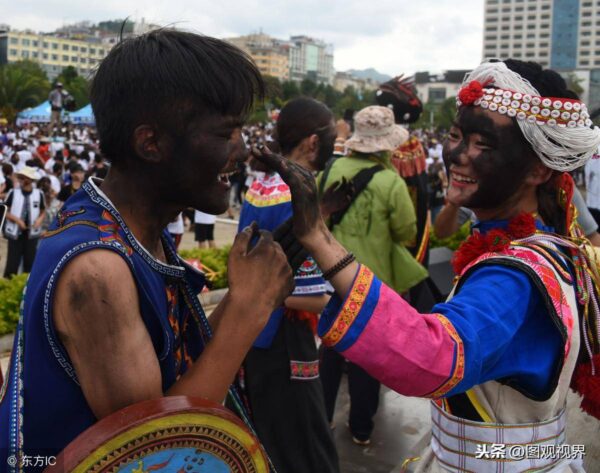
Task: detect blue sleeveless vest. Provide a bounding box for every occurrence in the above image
[0,178,216,471]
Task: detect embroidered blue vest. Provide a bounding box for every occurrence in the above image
[0,178,216,470]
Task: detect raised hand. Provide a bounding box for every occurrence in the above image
[251,145,326,242]
[227,222,295,315]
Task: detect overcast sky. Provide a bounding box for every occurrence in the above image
[3,0,485,76]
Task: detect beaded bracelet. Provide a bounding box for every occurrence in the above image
[322,252,356,280]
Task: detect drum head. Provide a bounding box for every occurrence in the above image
[46,396,268,473]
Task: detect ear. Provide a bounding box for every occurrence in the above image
[132,125,167,164]
[525,161,553,186]
[307,134,319,154]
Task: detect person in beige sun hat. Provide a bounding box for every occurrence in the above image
[344,105,409,153]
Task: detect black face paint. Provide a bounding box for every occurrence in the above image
[444,107,537,210]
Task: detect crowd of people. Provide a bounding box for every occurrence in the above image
[1,27,600,473]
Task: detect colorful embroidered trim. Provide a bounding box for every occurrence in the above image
[56,207,86,227]
[244,190,292,207]
[426,314,465,399]
[322,265,374,347]
[290,360,320,380]
[98,210,133,256]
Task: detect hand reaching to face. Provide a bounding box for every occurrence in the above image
[251,146,326,242]
[227,222,295,317]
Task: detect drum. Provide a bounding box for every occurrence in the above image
[46,396,268,473]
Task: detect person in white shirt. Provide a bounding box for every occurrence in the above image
[194,210,217,248]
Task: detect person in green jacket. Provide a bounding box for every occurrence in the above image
[319,105,427,445]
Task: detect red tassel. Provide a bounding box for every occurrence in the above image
[284,309,318,335]
[452,232,489,275]
[571,354,600,420]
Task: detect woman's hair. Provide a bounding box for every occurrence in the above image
[503,59,577,235]
[276,97,334,155]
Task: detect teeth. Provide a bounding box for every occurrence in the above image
[452,173,477,184]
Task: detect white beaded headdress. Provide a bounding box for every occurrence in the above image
[456,61,600,172]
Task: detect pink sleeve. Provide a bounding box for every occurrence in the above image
[319,266,464,398]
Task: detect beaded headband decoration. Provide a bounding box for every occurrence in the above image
[456,61,600,172]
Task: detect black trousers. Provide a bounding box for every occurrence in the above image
[320,347,380,441]
[4,235,38,277]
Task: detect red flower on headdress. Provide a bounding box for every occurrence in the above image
[458,80,484,106]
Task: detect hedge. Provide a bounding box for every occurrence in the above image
[179,246,231,290]
[0,273,28,336]
[429,221,470,251]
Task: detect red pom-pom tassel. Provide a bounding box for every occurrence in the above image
[458,80,484,106]
[571,354,600,420]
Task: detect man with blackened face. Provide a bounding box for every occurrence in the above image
[0,30,295,468]
[254,59,600,471]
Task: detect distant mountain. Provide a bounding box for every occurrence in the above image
[345,68,392,84]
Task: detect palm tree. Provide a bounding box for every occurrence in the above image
[0,61,50,121]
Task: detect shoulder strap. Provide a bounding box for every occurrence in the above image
[318,157,337,196]
[328,164,384,228]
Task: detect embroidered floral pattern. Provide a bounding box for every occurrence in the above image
[244,174,292,207]
[322,266,374,347]
[290,360,320,380]
[426,314,465,399]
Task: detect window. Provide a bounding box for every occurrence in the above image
[528,14,536,19]
[540,23,549,29]
[500,52,509,58]
[62,55,68,61]
[541,4,550,9]
[583,21,592,26]
[583,1,592,5]
[485,34,497,39]
[502,25,510,30]
[515,34,522,39]
[526,51,535,57]
[9,49,17,56]
[528,5,536,10]
[514,24,523,29]
[22,39,30,46]
[52,54,58,60]
[428,88,447,103]
[539,50,548,56]
[595,60,600,65]
[540,61,548,66]
[81,47,87,53]
[502,7,510,12]
[72,45,78,51]
[540,33,549,38]
[80,58,86,63]
[514,52,522,57]
[541,14,550,19]
[515,6,523,11]
[501,44,510,48]
[90,48,96,54]
[485,44,496,50]
[488,8,498,13]
[583,11,592,17]
[526,42,535,47]
[514,43,522,48]
[515,15,523,20]
[43,53,48,59]
[582,40,591,46]
[502,16,510,21]
[21,51,29,58]
[581,50,591,55]
[32,52,38,58]
[32,40,38,47]
[501,34,510,39]
[62,44,69,50]
[527,33,536,38]
[582,31,592,36]
[10,37,18,45]
[527,23,536,29]
[52,43,58,49]
[71,56,78,62]
[581,60,590,65]
[540,42,548,47]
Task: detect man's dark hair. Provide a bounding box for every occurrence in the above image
[52,162,64,174]
[2,163,13,176]
[276,97,334,155]
[90,29,265,166]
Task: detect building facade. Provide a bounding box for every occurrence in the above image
[333,71,378,93]
[483,0,600,70]
[288,36,334,85]
[414,70,470,104]
[226,33,290,81]
[0,27,111,79]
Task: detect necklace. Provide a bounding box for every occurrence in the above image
[452,212,537,275]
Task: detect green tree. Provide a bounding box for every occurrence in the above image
[300,79,317,97]
[0,61,50,121]
[282,81,300,101]
[565,72,584,98]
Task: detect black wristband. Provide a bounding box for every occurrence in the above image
[322,252,356,280]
